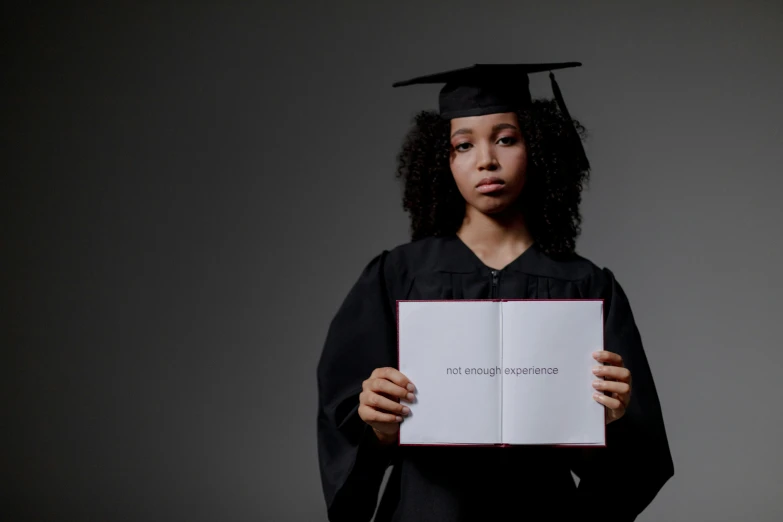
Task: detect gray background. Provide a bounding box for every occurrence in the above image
[3,1,782,521]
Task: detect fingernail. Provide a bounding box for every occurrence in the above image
[592,351,600,357]
[395,416,403,422]
[402,406,410,415]
[592,367,600,374]
[591,380,600,388]
[406,393,415,401]
[407,383,415,392]
[593,393,602,400]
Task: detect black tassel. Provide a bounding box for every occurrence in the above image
[549,71,590,171]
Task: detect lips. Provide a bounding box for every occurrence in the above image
[476,177,505,194]
[476,177,504,187]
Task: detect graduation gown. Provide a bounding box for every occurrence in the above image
[316,235,674,522]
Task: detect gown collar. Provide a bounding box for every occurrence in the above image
[438,234,543,274]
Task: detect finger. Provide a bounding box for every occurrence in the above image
[368,377,415,402]
[359,404,403,424]
[360,390,411,416]
[371,367,416,393]
[593,392,625,411]
[592,350,624,366]
[592,365,631,382]
[591,379,630,395]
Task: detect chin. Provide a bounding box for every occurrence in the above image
[471,197,515,215]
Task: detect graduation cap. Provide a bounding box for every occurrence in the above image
[392,62,589,170]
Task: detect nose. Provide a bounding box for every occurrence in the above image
[477,143,499,171]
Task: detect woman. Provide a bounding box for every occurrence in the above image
[316,62,674,521]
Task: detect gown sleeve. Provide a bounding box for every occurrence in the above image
[573,268,675,521]
[316,251,399,522]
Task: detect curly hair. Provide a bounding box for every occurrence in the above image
[394,99,590,258]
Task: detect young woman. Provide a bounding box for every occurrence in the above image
[316,62,674,521]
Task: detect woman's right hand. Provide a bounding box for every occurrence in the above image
[359,367,416,445]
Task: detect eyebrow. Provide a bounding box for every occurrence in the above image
[450,123,519,139]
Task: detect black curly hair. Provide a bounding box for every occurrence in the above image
[395,99,590,258]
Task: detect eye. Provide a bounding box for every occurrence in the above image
[454,142,472,152]
[498,136,517,145]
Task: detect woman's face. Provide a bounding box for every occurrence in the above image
[449,111,528,216]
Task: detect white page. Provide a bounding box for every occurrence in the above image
[500,300,605,445]
[398,301,501,445]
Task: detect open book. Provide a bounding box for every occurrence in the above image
[397,299,606,446]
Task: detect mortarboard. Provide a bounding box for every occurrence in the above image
[392,62,589,170]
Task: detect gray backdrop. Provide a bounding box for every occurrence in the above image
[3,1,782,521]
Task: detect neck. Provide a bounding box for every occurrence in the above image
[456,205,534,268]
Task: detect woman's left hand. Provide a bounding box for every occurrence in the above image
[591,350,631,424]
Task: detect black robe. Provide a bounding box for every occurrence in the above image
[316,235,674,521]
